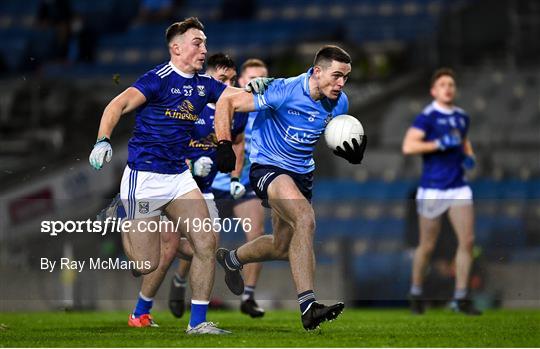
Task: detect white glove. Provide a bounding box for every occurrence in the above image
[230,177,246,200]
[244,77,275,94]
[191,156,213,177]
[89,137,112,170]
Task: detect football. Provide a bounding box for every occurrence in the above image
[324,114,364,150]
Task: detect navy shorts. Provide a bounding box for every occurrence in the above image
[249,163,313,208]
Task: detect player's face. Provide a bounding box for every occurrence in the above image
[238,66,268,88]
[210,67,237,87]
[314,60,351,100]
[176,28,207,72]
[431,75,456,105]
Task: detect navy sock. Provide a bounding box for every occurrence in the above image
[133,292,153,317]
[242,285,255,301]
[298,290,316,314]
[224,249,242,270]
[189,300,209,328]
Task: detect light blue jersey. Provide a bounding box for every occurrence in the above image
[211,110,260,191]
[249,68,349,174]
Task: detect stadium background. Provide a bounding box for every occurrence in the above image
[0,0,538,315]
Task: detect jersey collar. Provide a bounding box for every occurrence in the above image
[432,101,456,115]
[303,68,314,97]
[168,61,195,78]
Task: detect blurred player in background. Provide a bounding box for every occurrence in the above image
[167,53,251,318]
[213,45,367,330]
[402,68,481,315]
[88,17,245,334]
[207,58,269,318]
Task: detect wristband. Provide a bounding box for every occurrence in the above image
[96,136,111,145]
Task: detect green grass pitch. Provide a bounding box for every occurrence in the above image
[0,309,538,347]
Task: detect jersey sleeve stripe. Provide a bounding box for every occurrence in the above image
[157,66,173,78]
[257,94,270,109]
[156,63,172,75]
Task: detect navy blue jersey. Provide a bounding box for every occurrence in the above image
[187,104,248,193]
[250,68,349,174]
[128,62,227,174]
[412,101,470,189]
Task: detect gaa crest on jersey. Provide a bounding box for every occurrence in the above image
[138,201,149,214]
[197,85,206,96]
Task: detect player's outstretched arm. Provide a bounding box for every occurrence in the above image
[97,87,147,139]
[215,90,255,141]
[215,90,255,173]
[402,127,440,155]
[89,87,146,170]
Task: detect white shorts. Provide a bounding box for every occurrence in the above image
[120,166,199,220]
[202,193,220,221]
[416,186,473,219]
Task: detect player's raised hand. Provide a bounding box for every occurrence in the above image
[244,77,275,94]
[230,177,246,199]
[89,137,113,170]
[435,133,462,151]
[333,136,368,165]
[191,156,213,177]
[216,140,237,173]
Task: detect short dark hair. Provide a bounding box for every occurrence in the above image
[165,17,204,43]
[313,45,351,67]
[240,58,267,73]
[431,67,456,87]
[206,53,236,71]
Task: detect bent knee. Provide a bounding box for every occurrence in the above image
[135,259,159,274]
[273,239,290,260]
[190,233,216,258]
[459,235,475,251]
[418,242,436,256]
[292,213,315,233]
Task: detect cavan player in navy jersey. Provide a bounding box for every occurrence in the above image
[88,18,243,334]
[167,53,249,319]
[213,46,368,330]
[402,68,481,316]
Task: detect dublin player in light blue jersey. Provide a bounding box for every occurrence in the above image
[88,18,244,334]
[205,58,270,318]
[213,46,368,330]
[402,68,481,316]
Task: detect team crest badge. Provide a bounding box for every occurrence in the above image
[138,201,149,214]
[197,85,205,96]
